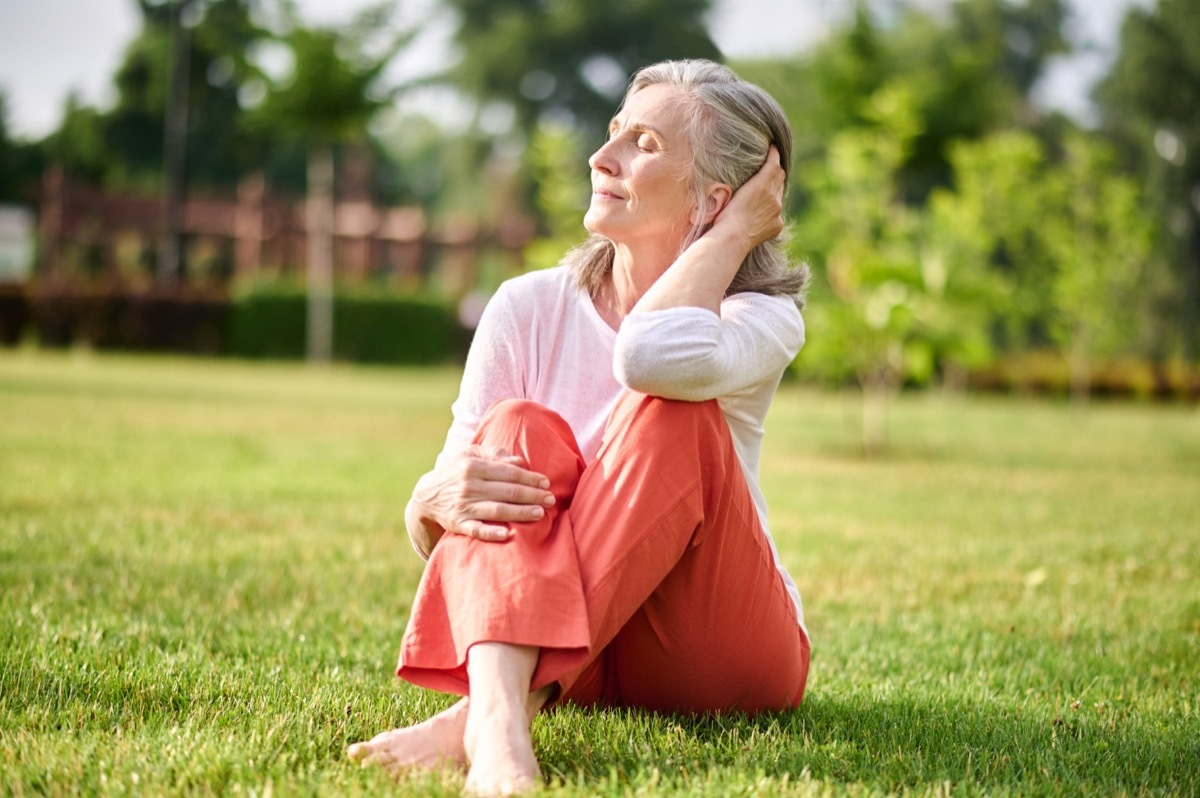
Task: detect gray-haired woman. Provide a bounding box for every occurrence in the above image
[350,59,811,795]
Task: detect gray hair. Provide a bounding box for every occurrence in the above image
[566,59,809,306]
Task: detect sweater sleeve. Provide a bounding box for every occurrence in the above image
[438,285,528,464]
[613,292,804,401]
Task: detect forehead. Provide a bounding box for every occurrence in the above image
[611,84,691,133]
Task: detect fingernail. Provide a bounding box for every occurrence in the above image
[531,506,544,519]
[544,494,555,506]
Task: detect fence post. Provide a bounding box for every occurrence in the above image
[235,172,265,278]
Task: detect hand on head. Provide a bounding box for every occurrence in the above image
[709,145,786,251]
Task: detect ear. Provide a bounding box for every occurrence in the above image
[690,183,733,227]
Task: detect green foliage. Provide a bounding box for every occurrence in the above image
[1097,0,1200,357]
[446,0,719,142]
[794,83,1160,442]
[794,85,1004,448]
[0,91,39,202]
[1,353,1198,795]
[522,120,590,270]
[745,0,1069,206]
[940,131,1054,350]
[226,284,460,364]
[795,86,926,391]
[42,0,277,191]
[252,3,414,147]
[1041,135,1156,394]
[43,94,110,184]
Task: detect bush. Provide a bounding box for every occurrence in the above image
[225,285,463,364]
[23,285,227,353]
[2,282,464,365]
[0,283,30,345]
[967,350,1200,400]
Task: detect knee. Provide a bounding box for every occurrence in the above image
[476,399,583,469]
[481,399,576,440]
[610,393,726,442]
[482,398,554,426]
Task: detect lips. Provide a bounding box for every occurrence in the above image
[592,183,625,200]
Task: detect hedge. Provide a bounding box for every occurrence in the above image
[0,283,465,365]
[225,288,462,364]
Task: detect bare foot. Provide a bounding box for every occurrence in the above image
[347,697,469,776]
[463,701,541,796]
[461,643,551,796]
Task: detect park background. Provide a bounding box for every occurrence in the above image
[1,0,1198,795]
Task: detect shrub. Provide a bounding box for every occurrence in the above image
[24,285,227,353]
[0,283,30,345]
[225,285,463,364]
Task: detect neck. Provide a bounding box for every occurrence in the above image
[601,238,679,323]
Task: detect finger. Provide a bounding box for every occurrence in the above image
[480,480,555,507]
[468,445,552,485]
[480,444,516,461]
[460,519,514,541]
[473,499,551,523]
[465,458,552,490]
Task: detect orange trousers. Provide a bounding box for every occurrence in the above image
[397,392,810,714]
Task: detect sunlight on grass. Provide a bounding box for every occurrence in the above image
[2,351,1197,795]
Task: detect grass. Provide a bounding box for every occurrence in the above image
[1,349,1197,796]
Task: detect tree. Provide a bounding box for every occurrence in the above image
[0,91,45,204]
[939,131,1056,360]
[43,0,274,192]
[1041,135,1156,401]
[522,120,589,272]
[254,1,418,362]
[445,0,720,144]
[738,0,1069,206]
[795,85,1002,453]
[1097,0,1200,359]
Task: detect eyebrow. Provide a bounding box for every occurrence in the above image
[608,119,666,139]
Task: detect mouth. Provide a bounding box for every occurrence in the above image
[592,185,625,201]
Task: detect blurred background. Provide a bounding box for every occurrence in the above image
[0,0,1196,415]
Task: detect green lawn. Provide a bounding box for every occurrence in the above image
[2,350,1197,796]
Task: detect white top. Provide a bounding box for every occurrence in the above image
[439,265,806,625]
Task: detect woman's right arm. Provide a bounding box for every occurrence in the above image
[406,283,554,558]
[405,445,554,558]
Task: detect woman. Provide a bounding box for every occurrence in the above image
[349,59,811,795]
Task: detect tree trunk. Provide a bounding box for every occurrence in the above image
[861,371,889,457]
[1184,205,1200,360]
[157,0,192,286]
[1069,339,1091,409]
[307,145,335,363]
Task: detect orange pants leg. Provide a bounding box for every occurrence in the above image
[396,393,809,715]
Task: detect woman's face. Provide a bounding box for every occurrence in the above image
[583,84,697,253]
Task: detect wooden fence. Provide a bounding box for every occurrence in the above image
[35,167,537,294]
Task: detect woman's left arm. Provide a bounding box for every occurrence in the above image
[614,146,802,400]
[614,294,803,400]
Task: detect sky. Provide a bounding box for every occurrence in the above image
[0,0,1151,141]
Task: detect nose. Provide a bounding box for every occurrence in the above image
[589,139,618,176]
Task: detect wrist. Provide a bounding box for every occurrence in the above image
[405,497,442,559]
[701,221,756,260]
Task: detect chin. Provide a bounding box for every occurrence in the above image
[582,212,607,237]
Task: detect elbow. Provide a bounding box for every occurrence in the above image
[613,341,721,401]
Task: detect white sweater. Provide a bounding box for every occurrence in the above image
[439,265,807,624]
